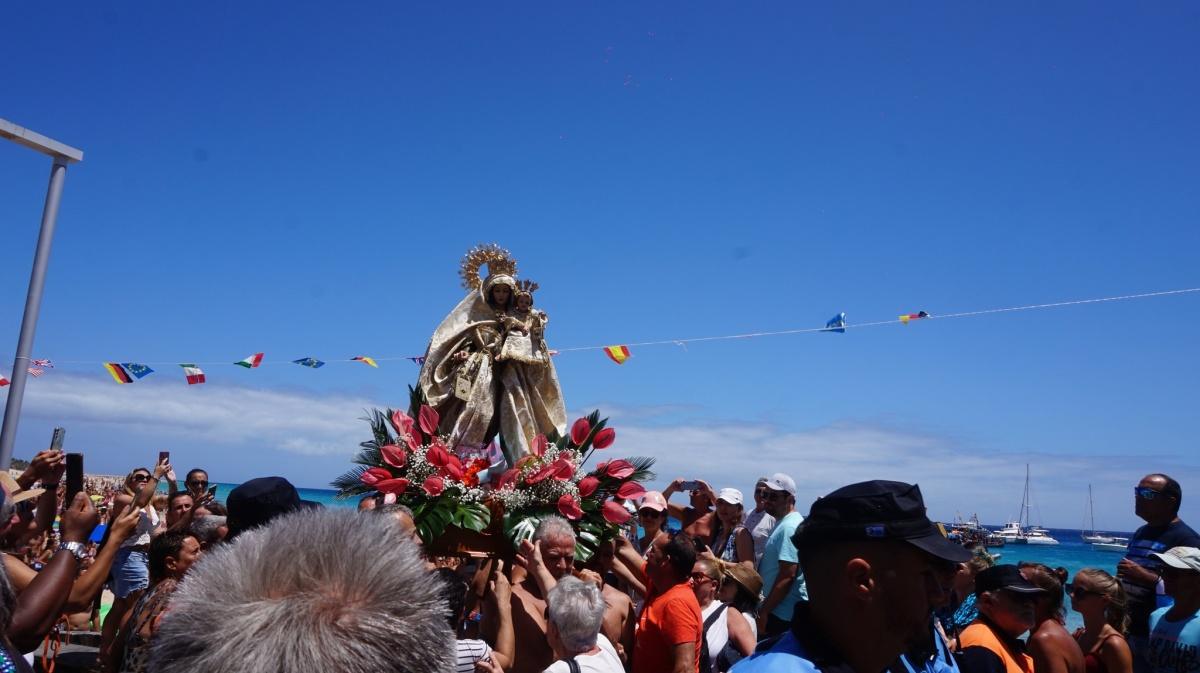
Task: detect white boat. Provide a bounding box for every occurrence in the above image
[1004,465,1060,545]
[1093,541,1127,552]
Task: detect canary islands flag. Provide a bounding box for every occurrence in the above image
[603,345,630,365]
[352,356,378,368]
[293,358,325,369]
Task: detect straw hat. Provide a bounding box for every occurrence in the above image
[722,562,763,599]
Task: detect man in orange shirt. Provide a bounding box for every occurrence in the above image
[634,533,703,673]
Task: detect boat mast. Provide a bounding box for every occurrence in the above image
[1021,464,1031,531]
[1089,484,1096,535]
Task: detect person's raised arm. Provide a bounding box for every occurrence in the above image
[734,527,755,566]
[484,560,514,670]
[165,467,179,498]
[663,478,687,522]
[6,493,98,652]
[133,458,170,509]
[62,505,140,612]
[516,539,557,596]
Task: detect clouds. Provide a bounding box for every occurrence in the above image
[14,374,375,458]
[7,375,1196,530]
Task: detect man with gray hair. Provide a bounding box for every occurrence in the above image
[148,507,454,673]
[543,577,624,673]
[500,515,579,673]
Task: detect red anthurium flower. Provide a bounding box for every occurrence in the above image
[422,476,445,496]
[552,457,575,481]
[558,494,583,520]
[418,405,440,436]
[577,476,600,498]
[605,459,635,480]
[616,481,646,500]
[602,500,632,524]
[570,418,591,445]
[360,467,392,486]
[426,442,451,468]
[497,468,519,490]
[380,444,407,469]
[592,428,616,449]
[531,434,549,457]
[595,461,609,473]
[526,462,558,485]
[391,409,414,437]
[376,478,410,495]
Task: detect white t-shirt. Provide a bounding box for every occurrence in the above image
[701,602,730,672]
[542,634,624,673]
[456,638,492,673]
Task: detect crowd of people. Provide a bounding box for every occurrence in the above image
[0,451,1197,673]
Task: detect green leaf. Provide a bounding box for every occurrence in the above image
[457,503,491,532]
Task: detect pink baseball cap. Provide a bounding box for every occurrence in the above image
[639,491,668,512]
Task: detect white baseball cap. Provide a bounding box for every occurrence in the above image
[717,488,744,506]
[1151,546,1200,573]
[763,473,796,497]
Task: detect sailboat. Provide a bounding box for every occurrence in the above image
[1007,464,1059,545]
[1081,484,1117,543]
[1080,484,1129,551]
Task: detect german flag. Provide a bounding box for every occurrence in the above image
[603,345,630,365]
[103,363,133,384]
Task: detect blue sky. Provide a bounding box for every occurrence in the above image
[2,3,1198,530]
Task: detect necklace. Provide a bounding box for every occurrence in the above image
[0,647,18,673]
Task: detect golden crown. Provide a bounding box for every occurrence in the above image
[459,243,518,291]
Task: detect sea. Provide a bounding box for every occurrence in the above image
[205,484,1126,631]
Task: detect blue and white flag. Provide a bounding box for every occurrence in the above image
[825,312,847,334]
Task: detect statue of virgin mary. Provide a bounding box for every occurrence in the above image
[417,244,567,464]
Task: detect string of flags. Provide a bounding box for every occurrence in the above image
[4,286,1198,386]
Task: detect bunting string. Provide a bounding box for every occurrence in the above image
[6,286,1198,383]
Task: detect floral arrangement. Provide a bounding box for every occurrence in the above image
[333,390,654,561]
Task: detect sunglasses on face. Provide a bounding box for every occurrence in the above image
[1135,487,1166,500]
[690,572,717,584]
[132,474,151,482]
[187,480,209,488]
[761,490,784,500]
[639,510,662,518]
[1065,583,1100,599]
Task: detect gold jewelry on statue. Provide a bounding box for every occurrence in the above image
[460,243,518,290]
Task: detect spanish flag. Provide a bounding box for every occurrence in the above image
[603,345,630,365]
[352,356,378,368]
[103,363,133,384]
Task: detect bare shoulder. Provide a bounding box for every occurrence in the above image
[601,584,632,609]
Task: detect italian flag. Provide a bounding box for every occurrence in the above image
[180,364,206,385]
[235,353,264,369]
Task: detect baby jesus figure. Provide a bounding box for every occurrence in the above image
[498,280,550,364]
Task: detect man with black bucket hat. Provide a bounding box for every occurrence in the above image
[225,476,322,540]
[732,480,972,673]
[956,565,1046,673]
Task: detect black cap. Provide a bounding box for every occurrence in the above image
[974,564,1045,596]
[791,480,972,563]
[226,476,321,539]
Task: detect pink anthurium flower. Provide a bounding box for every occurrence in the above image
[376,478,410,495]
[591,428,616,449]
[380,444,407,469]
[602,500,632,524]
[605,459,635,480]
[558,494,583,520]
[418,405,440,436]
[422,476,445,496]
[577,476,600,498]
[531,434,549,457]
[360,467,392,486]
[616,481,646,500]
[426,442,451,468]
[570,418,591,445]
[391,409,414,437]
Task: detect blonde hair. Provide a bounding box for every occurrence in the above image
[124,467,152,497]
[1075,568,1130,635]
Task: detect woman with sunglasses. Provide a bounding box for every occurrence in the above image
[1020,563,1085,673]
[99,457,170,671]
[1069,569,1133,673]
[690,558,756,673]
